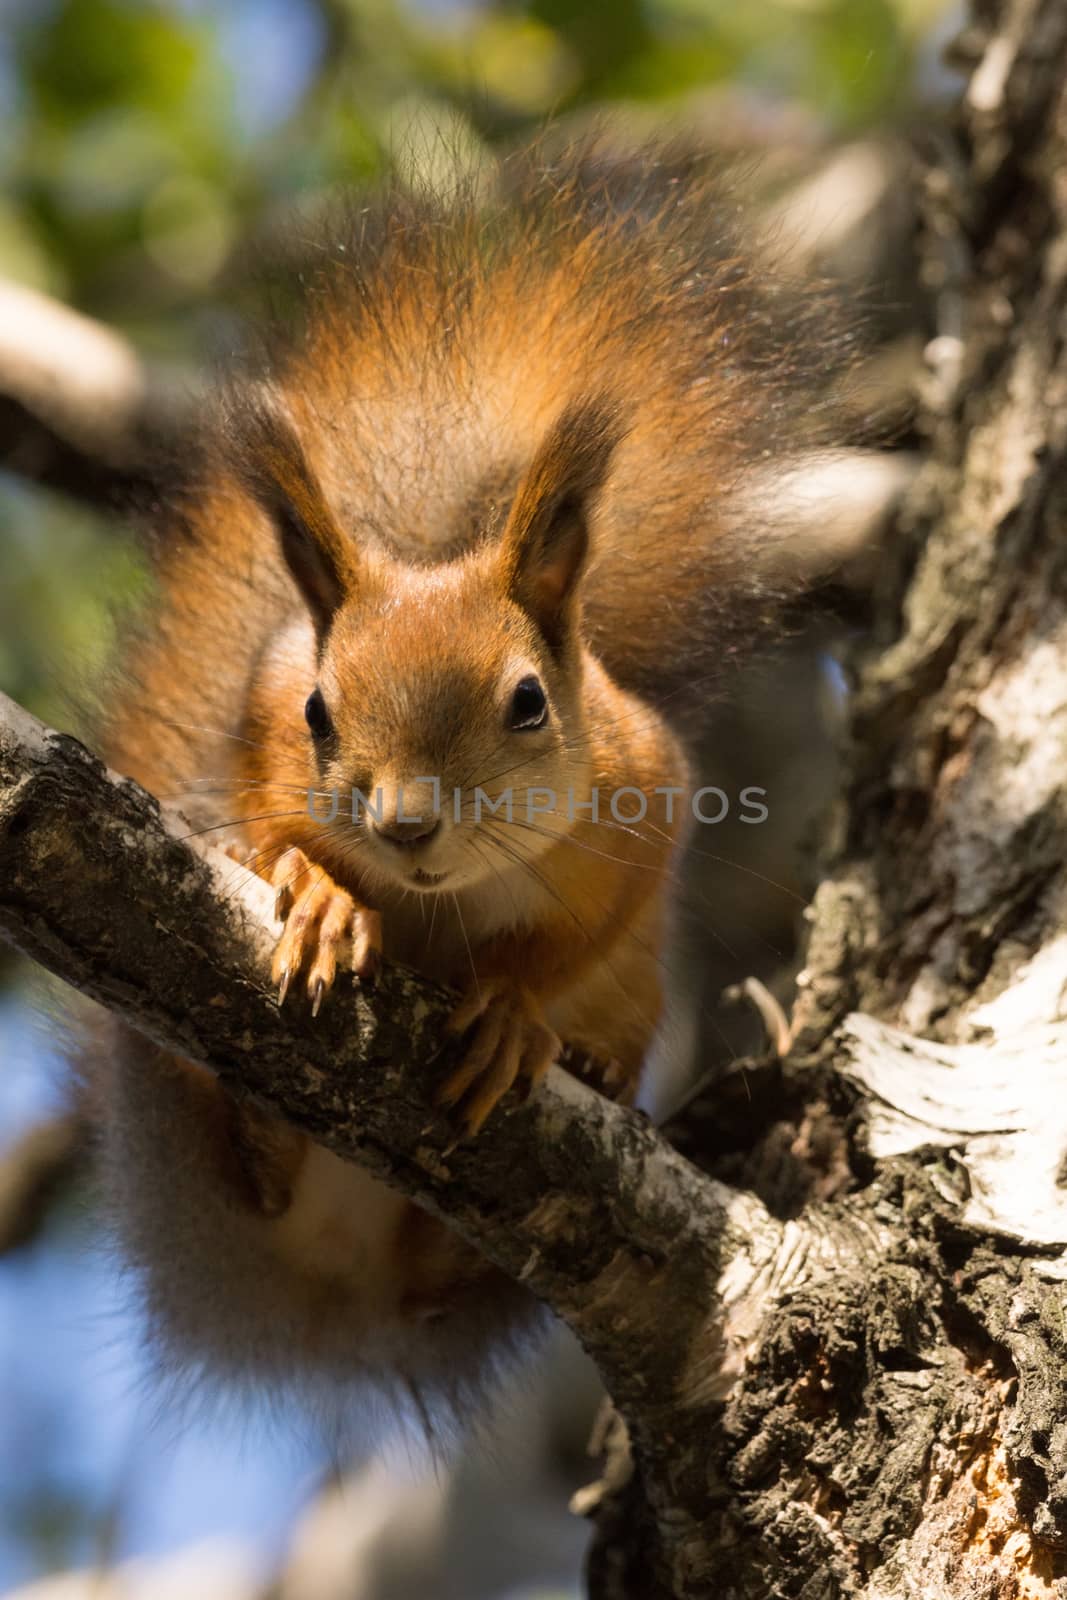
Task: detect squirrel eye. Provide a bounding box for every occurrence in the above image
[304,687,334,742]
[508,675,548,731]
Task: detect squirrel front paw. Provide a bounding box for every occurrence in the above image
[436,981,560,1137]
[264,846,381,1013]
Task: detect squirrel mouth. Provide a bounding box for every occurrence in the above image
[412,868,447,887]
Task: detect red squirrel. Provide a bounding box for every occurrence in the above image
[84,141,852,1410]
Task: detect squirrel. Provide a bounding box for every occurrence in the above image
[82,139,853,1418]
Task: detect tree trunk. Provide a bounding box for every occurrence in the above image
[585,2,1067,1594]
[3,3,1067,1596]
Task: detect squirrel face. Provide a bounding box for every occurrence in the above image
[234,393,623,897]
[303,553,594,896]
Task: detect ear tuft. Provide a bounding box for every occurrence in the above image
[499,397,624,652]
[223,390,354,634]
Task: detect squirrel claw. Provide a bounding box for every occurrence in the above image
[439,984,559,1137]
[264,847,381,1014]
[350,915,383,982]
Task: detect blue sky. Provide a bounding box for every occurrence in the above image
[0,997,320,1589]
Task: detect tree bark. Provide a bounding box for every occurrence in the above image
[0,277,197,510]
[3,2,1067,1594]
[582,0,1067,1593]
[0,688,876,1598]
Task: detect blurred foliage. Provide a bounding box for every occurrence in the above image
[0,0,955,831]
[1,0,954,328]
[0,487,142,726]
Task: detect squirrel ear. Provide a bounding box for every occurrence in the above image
[500,398,623,651]
[225,394,354,634]
[272,495,348,636]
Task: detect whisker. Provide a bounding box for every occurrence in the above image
[492,815,665,874]
[463,834,523,924]
[450,890,478,999]
[156,717,276,752]
[478,818,760,1047]
[474,828,658,1041]
[177,810,309,841]
[481,813,791,964]
[161,781,332,803]
[486,805,803,905]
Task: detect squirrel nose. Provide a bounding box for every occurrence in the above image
[371,815,441,850]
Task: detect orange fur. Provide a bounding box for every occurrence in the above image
[85,139,850,1411]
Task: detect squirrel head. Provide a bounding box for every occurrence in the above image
[235,396,623,894]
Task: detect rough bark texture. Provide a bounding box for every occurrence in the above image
[583,0,1067,1593]
[3,2,1067,1593]
[0,688,884,1597]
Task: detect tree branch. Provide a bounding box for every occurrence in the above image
[0,278,197,510]
[0,687,890,1596]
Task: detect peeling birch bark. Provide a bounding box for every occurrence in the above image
[580,0,1067,1592]
[4,0,1067,1591]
